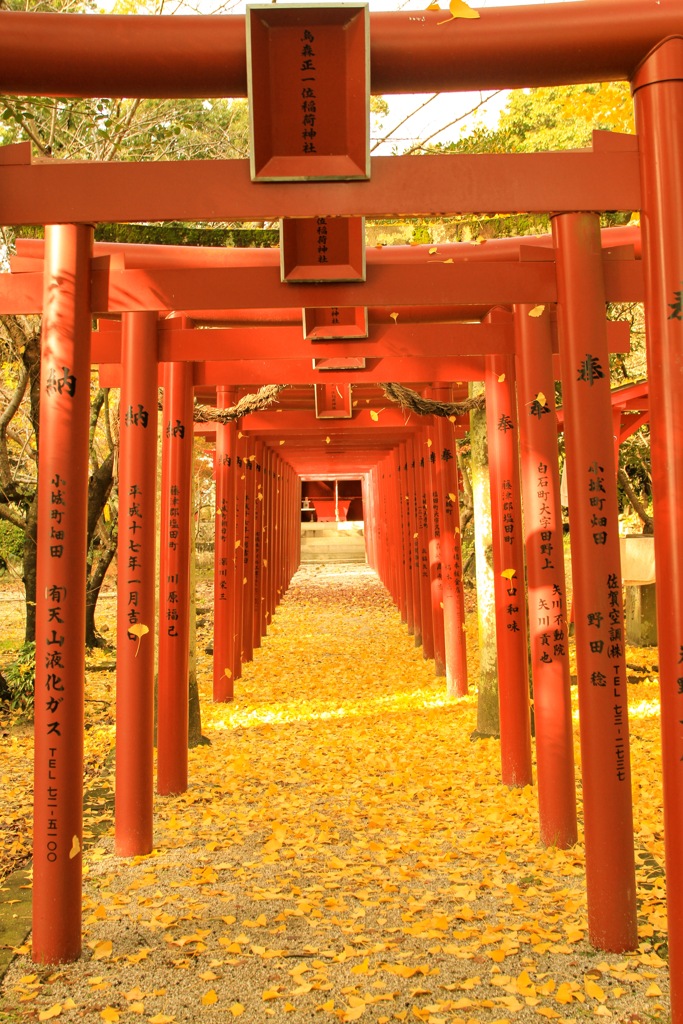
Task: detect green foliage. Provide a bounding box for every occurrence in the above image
[431,83,635,157]
[0,518,24,567]
[3,642,36,714]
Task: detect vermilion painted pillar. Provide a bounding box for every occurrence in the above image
[115,312,158,856]
[157,360,194,796]
[232,431,247,672]
[252,439,265,650]
[389,455,406,615]
[367,467,379,576]
[271,457,282,609]
[633,43,683,1012]
[434,396,468,697]
[514,303,577,848]
[416,434,435,661]
[485,342,533,787]
[552,212,637,952]
[398,443,415,634]
[261,446,273,637]
[406,439,423,647]
[425,415,446,677]
[33,223,92,964]
[241,438,256,663]
[213,389,237,702]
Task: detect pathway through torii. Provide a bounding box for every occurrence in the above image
[0,4,682,1022]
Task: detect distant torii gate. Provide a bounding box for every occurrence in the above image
[1,4,683,1022]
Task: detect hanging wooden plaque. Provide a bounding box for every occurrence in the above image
[247,3,370,182]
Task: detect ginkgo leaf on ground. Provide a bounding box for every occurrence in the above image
[38,1008,62,1022]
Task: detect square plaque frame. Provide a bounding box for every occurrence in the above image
[247,3,370,182]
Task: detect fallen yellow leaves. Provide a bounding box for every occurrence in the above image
[0,568,672,1023]
[38,1007,62,1022]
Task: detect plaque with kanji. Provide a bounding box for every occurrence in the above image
[246,3,370,182]
[314,382,354,418]
[304,306,369,340]
[281,216,365,283]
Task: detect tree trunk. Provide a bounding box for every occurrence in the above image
[85,538,117,647]
[22,494,38,644]
[469,381,500,738]
[84,449,116,646]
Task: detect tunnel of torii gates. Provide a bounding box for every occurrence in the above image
[2,0,683,1015]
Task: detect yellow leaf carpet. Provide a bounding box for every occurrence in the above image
[1,563,670,1023]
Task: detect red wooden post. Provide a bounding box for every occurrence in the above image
[552,212,637,951]
[213,388,237,702]
[633,44,683,1012]
[115,311,158,855]
[389,456,406,615]
[33,223,92,964]
[398,443,415,635]
[261,445,273,636]
[416,433,435,661]
[434,395,468,697]
[232,431,247,671]
[485,343,533,787]
[425,411,446,677]
[157,360,194,796]
[252,439,265,650]
[365,470,377,574]
[241,437,256,664]
[406,439,423,647]
[514,303,577,848]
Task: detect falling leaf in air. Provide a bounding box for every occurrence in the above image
[325,436,331,444]
[426,438,433,447]
[501,569,516,581]
[428,246,439,254]
[279,440,285,445]
[498,373,506,383]
[370,410,379,422]
[390,312,399,322]
[69,835,80,859]
[529,304,546,317]
[536,391,547,407]
[128,623,149,658]
[438,0,481,22]
[448,492,457,502]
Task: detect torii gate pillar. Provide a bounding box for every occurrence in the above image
[552,212,637,952]
[115,312,158,856]
[157,359,194,796]
[33,223,93,963]
[632,39,683,1021]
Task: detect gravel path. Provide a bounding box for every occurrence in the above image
[1,564,670,1024]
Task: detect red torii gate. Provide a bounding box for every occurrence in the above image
[2,4,683,1021]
